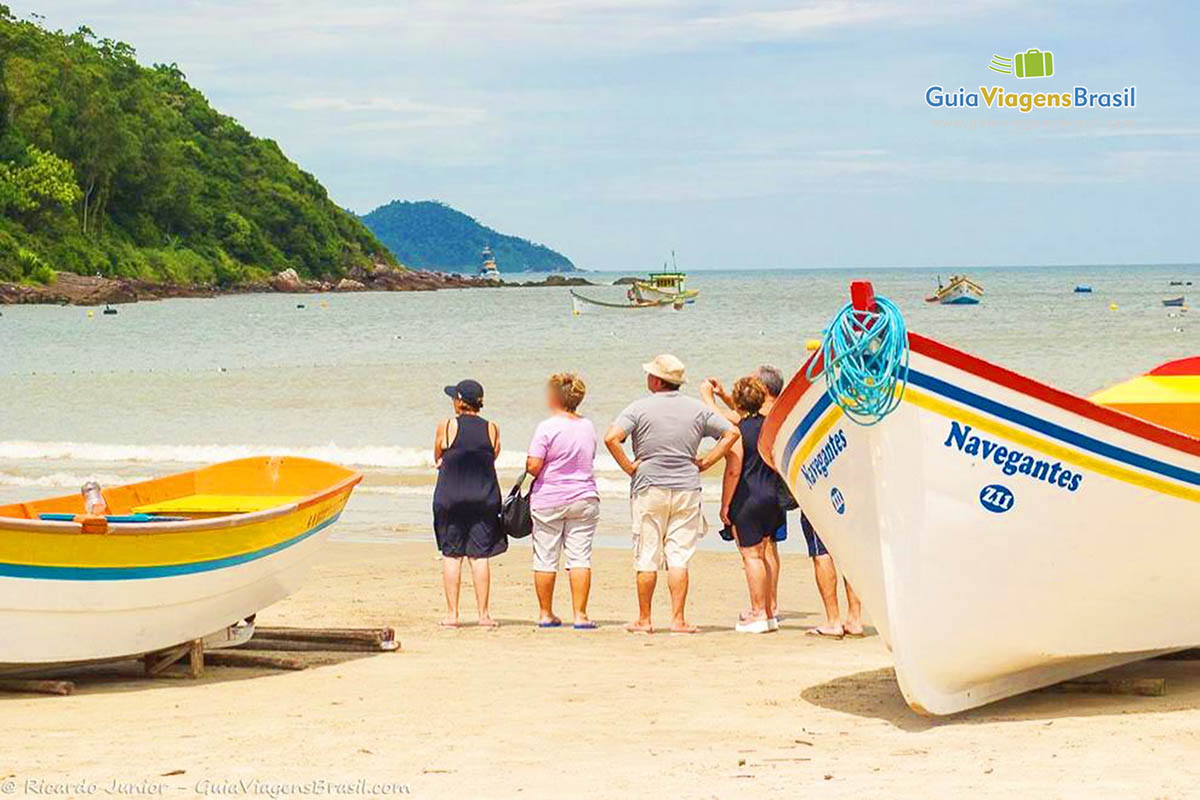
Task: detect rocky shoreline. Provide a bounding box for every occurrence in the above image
[0,264,593,306]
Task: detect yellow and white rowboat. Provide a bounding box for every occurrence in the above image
[0,456,361,669]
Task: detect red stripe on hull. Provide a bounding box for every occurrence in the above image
[760,333,1200,464]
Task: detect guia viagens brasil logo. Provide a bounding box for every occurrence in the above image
[926,49,1135,113]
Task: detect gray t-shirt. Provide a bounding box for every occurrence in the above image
[613,390,734,495]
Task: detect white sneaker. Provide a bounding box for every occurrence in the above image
[735,618,772,634]
[767,616,779,632]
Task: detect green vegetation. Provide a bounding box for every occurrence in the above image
[0,7,393,286]
[361,200,574,273]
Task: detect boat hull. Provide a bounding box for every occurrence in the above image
[763,335,1200,714]
[0,457,360,667]
[927,278,983,305]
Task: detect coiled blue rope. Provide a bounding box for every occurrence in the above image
[805,295,910,426]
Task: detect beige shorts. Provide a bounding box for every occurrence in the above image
[531,498,600,572]
[630,487,705,571]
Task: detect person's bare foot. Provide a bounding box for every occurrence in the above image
[669,621,700,634]
[478,617,500,629]
[625,621,653,634]
[537,614,562,627]
[438,619,460,628]
[806,624,844,640]
[843,621,865,637]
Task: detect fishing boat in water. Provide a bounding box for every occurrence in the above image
[0,457,361,671]
[1163,296,1186,307]
[479,245,501,280]
[761,282,1199,715]
[570,256,698,313]
[926,274,983,305]
[569,288,692,312]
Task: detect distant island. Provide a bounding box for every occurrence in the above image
[0,9,393,290]
[361,200,575,273]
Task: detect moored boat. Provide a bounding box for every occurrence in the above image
[0,456,361,670]
[926,274,983,305]
[569,258,698,312]
[479,245,501,280]
[761,282,1200,715]
[1163,296,1185,307]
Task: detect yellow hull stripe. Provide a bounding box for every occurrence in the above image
[786,405,844,488]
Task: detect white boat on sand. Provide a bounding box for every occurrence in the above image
[761,282,1200,715]
[0,457,361,672]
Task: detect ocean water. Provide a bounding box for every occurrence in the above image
[1,265,1195,546]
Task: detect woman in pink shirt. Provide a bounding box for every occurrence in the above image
[525,372,600,629]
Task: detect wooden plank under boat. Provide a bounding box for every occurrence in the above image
[0,456,361,670]
[761,284,1199,715]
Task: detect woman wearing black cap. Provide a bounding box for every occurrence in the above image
[433,379,506,628]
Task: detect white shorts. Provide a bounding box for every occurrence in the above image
[630,487,705,571]
[531,498,600,572]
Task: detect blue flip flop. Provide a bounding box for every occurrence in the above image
[537,620,563,628]
[573,621,598,630]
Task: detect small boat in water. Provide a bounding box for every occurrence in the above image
[0,457,361,671]
[762,282,1199,715]
[925,274,983,305]
[570,256,698,312]
[569,288,692,312]
[479,245,501,280]
[1073,285,1093,294]
[1163,296,1186,307]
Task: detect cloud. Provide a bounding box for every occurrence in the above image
[688,0,1028,41]
[286,96,486,128]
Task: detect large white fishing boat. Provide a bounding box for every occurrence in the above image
[762,282,1200,715]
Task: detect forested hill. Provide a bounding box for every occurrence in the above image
[361,201,574,273]
[0,8,393,287]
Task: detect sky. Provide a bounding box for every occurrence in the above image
[15,1,1200,269]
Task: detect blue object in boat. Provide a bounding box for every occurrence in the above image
[38,513,188,523]
[1074,285,1093,293]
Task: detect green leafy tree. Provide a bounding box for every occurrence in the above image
[0,7,395,285]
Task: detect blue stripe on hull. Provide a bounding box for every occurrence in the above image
[0,514,341,582]
[941,297,980,305]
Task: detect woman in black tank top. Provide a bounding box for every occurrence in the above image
[720,377,784,634]
[433,380,505,628]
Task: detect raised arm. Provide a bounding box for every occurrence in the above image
[700,378,739,425]
[604,425,641,477]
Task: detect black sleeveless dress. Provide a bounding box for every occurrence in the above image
[729,414,786,547]
[433,415,506,558]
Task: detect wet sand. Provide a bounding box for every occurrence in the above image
[4,540,1199,798]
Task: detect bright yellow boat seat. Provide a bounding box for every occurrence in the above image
[133,494,303,515]
[1092,357,1200,437]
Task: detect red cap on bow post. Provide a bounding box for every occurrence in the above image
[851,280,877,313]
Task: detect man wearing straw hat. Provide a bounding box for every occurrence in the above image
[605,354,740,634]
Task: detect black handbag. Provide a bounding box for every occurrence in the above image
[501,472,533,539]
[776,475,800,511]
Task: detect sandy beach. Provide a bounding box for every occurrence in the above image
[4,539,1199,799]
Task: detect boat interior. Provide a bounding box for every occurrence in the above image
[0,457,360,522]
